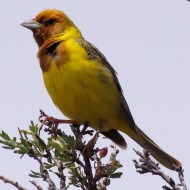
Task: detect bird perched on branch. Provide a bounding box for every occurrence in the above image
[21,9,181,170]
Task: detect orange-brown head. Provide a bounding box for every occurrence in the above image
[21,9,76,47]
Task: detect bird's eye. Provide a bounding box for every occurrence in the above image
[45,18,56,26]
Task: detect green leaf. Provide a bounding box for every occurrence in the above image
[105,178,110,186]
[29,170,42,178]
[0,131,11,140]
[44,162,55,169]
[29,121,38,133]
[32,145,43,157]
[19,130,32,135]
[2,146,14,149]
[13,137,17,142]
[20,138,29,148]
[17,145,28,154]
[29,174,41,178]
[47,157,53,164]
[110,172,123,178]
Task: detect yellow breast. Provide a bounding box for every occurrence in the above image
[42,38,122,130]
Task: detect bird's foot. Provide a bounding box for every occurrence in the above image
[38,109,74,136]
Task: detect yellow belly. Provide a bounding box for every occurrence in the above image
[42,40,122,130]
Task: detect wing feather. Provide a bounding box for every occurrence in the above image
[78,38,136,127]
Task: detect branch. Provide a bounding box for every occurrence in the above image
[35,134,66,190]
[30,180,43,190]
[178,168,187,190]
[70,124,96,190]
[133,149,187,190]
[0,175,28,190]
[0,111,124,190]
[27,140,57,190]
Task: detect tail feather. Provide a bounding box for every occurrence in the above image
[132,125,181,170]
[101,129,127,150]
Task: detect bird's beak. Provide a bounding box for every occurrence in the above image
[21,19,41,30]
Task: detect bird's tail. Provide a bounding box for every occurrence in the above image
[130,125,181,170]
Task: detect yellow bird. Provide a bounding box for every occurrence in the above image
[21,9,181,170]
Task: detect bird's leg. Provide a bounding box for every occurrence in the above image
[38,109,74,135]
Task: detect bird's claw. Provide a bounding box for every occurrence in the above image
[38,109,74,136]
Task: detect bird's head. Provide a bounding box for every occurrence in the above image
[21,9,78,47]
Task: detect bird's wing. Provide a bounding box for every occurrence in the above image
[78,38,136,127]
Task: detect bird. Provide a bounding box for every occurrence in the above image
[21,9,181,170]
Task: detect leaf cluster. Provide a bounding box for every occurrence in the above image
[0,121,123,190]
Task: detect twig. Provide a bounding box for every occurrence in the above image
[30,180,43,190]
[34,117,67,190]
[70,124,98,190]
[0,175,28,190]
[43,170,56,190]
[27,141,57,190]
[176,167,187,190]
[43,140,66,190]
[133,149,186,190]
[58,162,66,190]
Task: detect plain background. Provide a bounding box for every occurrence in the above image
[0,0,190,189]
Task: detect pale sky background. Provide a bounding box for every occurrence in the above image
[0,1,190,189]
